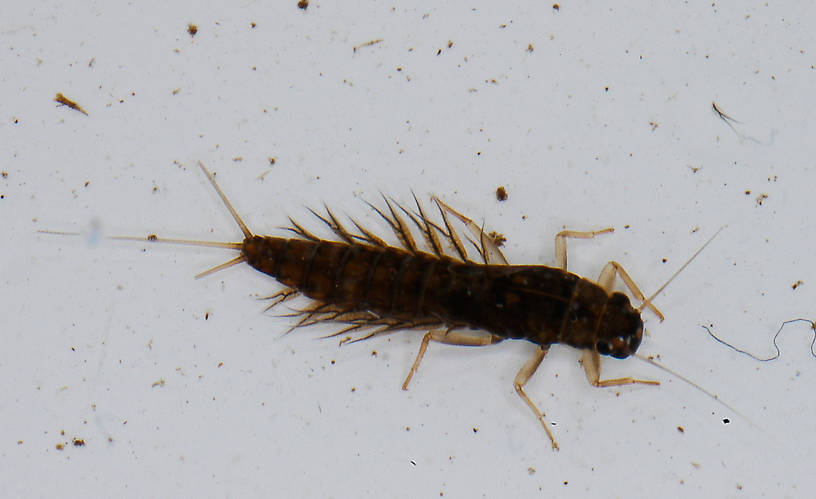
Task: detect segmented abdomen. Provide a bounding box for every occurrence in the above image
[242,234,608,349]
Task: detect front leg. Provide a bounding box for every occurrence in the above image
[580,349,659,388]
[597,261,664,321]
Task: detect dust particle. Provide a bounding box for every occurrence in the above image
[297,0,308,9]
[187,24,198,36]
[72,438,86,447]
[488,231,506,247]
[792,280,803,290]
[677,426,684,433]
[54,93,88,115]
[495,186,508,201]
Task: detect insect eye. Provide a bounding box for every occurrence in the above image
[612,335,627,351]
[596,341,611,355]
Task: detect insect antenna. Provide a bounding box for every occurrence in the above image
[632,352,758,429]
[637,226,726,318]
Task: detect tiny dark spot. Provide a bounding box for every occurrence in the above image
[147,234,158,241]
[72,438,85,447]
[677,426,685,433]
[722,418,730,424]
[553,4,560,11]
[495,186,508,201]
[187,24,198,36]
[297,0,308,9]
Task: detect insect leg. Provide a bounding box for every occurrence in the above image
[579,349,659,388]
[554,228,615,270]
[597,261,664,321]
[402,329,504,390]
[513,346,559,450]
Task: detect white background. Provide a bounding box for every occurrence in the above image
[2,1,815,497]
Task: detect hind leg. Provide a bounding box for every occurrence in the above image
[402,329,504,390]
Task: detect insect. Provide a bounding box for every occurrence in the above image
[48,161,723,449]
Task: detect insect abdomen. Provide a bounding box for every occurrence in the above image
[243,236,437,314]
[243,235,610,350]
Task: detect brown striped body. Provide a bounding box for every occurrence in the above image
[243,235,643,357]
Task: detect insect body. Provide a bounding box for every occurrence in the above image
[106,162,720,450]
